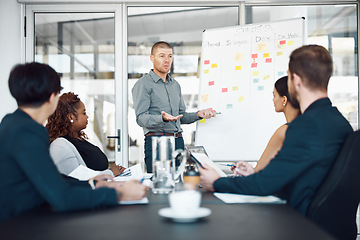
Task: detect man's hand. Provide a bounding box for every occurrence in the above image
[231,161,255,176]
[115,180,150,201]
[161,111,183,122]
[91,174,114,182]
[198,163,221,192]
[197,108,216,119]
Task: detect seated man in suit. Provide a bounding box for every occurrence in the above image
[0,62,148,221]
[199,45,353,216]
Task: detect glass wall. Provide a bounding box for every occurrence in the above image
[247,5,358,129]
[127,4,358,168]
[127,6,239,167]
[35,13,117,162]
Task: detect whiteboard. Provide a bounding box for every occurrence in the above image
[195,18,305,161]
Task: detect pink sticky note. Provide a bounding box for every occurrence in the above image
[265,58,272,63]
[252,54,258,58]
[209,81,214,86]
[204,60,210,64]
[280,40,286,45]
[222,88,228,93]
[251,63,257,68]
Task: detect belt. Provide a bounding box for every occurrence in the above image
[145,132,182,138]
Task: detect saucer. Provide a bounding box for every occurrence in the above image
[158,207,211,223]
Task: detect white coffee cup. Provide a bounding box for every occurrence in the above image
[169,190,201,216]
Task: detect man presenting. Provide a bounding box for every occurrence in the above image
[132,41,216,172]
[199,45,353,215]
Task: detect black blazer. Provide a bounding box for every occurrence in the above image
[0,109,118,221]
[214,98,353,215]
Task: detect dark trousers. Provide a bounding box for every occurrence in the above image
[144,136,185,173]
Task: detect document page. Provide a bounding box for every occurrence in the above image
[113,164,144,181]
[68,165,101,180]
[118,197,149,205]
[191,152,227,177]
[214,193,286,204]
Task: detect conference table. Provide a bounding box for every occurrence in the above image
[0,189,335,240]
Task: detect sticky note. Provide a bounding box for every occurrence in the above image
[263,75,270,80]
[263,53,269,58]
[204,69,209,74]
[278,71,284,76]
[204,60,210,65]
[288,40,294,45]
[257,43,266,52]
[209,81,214,86]
[201,94,209,103]
[238,96,245,102]
[235,66,241,70]
[222,88,228,93]
[212,63,217,68]
[253,71,259,76]
[251,63,257,68]
[232,86,238,91]
[200,119,206,123]
[258,86,264,91]
[226,104,233,109]
[234,52,244,61]
[252,54,258,58]
[279,40,286,45]
[265,58,272,63]
[277,51,283,56]
[253,78,260,83]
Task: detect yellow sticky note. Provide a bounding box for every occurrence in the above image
[263,75,270,80]
[234,52,244,62]
[200,119,206,123]
[288,40,294,45]
[201,94,209,103]
[204,69,209,74]
[232,86,238,91]
[238,96,245,102]
[212,63,217,68]
[263,53,269,58]
[277,51,283,56]
[235,66,241,71]
[257,43,266,52]
[253,71,259,76]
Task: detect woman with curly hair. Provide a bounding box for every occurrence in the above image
[46,92,126,177]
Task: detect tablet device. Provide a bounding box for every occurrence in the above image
[188,146,227,177]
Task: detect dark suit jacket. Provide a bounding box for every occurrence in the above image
[214,98,353,215]
[0,109,118,221]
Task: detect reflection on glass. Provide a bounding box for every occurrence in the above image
[35,13,116,162]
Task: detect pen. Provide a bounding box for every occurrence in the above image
[216,112,222,114]
[218,163,235,167]
[140,178,145,183]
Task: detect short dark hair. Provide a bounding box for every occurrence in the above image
[275,76,300,109]
[151,41,172,55]
[8,62,62,107]
[289,45,332,91]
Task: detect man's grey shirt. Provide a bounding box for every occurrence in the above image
[132,70,200,135]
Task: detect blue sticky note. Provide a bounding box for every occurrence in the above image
[258,86,264,91]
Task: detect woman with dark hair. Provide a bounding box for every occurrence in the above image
[231,76,300,176]
[46,92,125,177]
[0,62,148,221]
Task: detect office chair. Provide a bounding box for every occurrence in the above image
[307,130,360,240]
